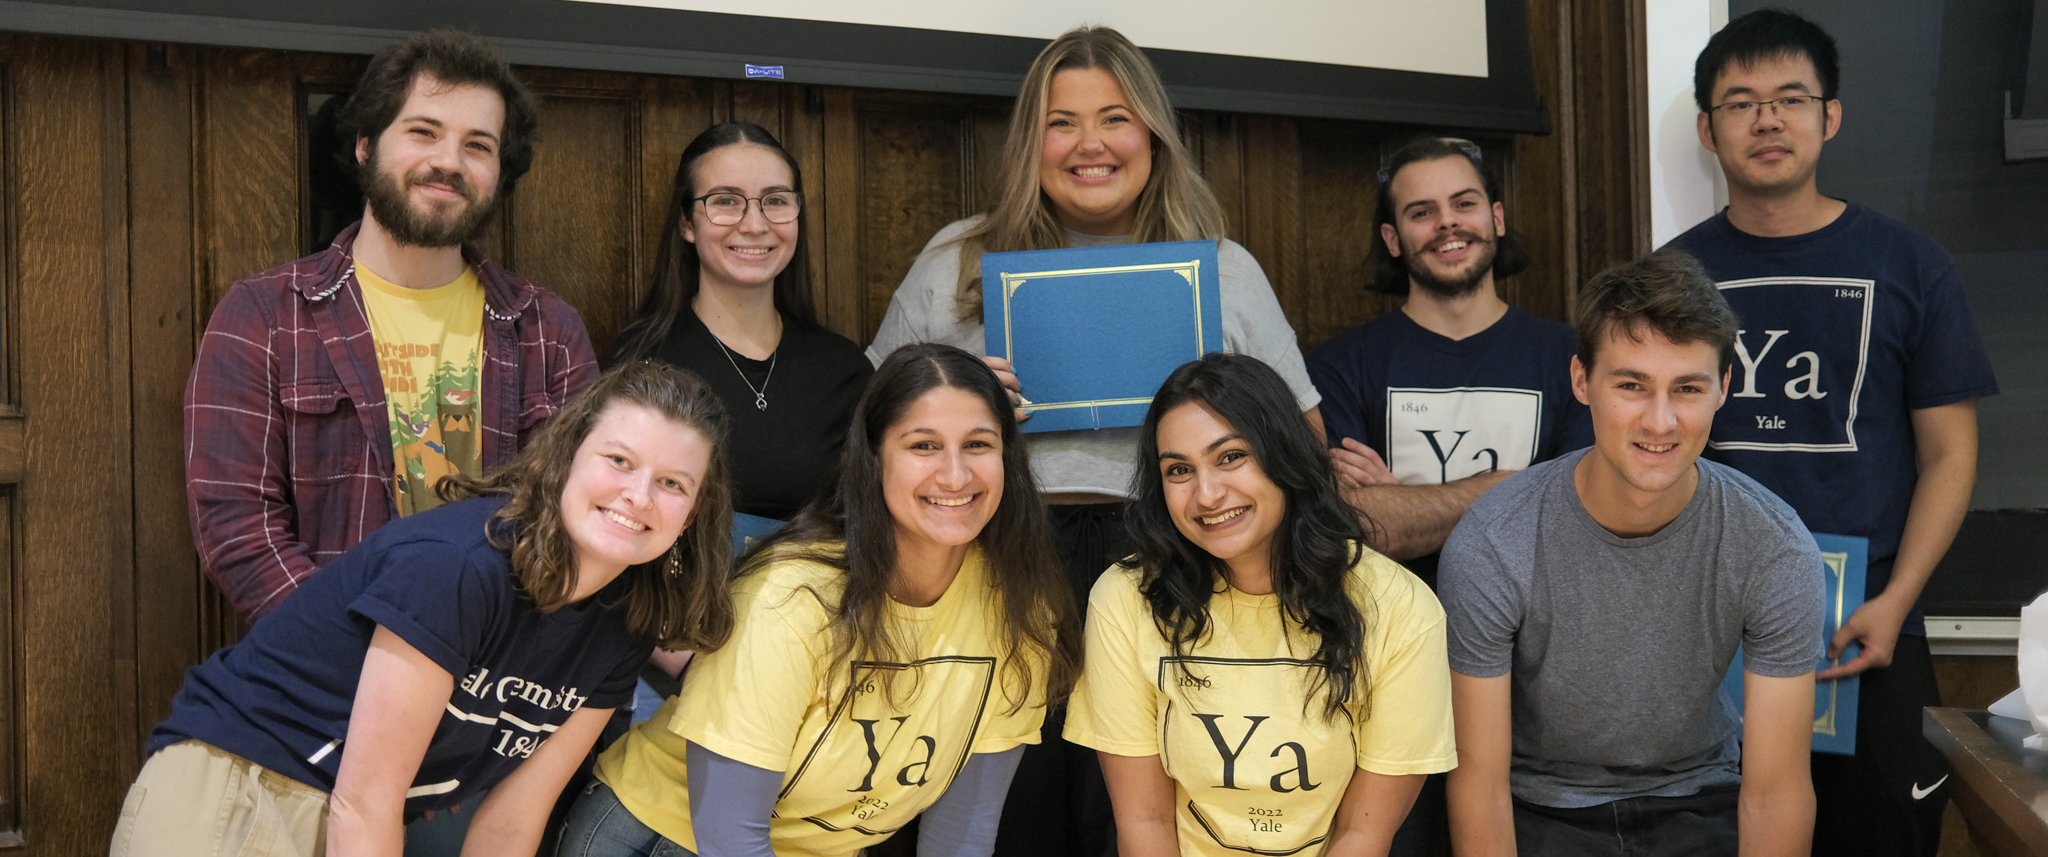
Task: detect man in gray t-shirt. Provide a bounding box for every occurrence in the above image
[1439,252,1824,857]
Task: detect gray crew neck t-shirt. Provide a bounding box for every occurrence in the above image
[1439,449,1825,808]
[866,216,1319,499]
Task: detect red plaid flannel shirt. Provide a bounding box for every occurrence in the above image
[184,223,598,623]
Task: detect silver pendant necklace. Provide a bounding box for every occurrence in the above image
[712,334,776,411]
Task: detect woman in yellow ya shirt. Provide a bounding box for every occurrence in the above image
[561,342,1081,857]
[1066,353,1458,857]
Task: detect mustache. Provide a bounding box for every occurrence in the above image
[408,168,476,200]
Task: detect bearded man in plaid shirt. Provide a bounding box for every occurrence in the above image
[185,30,597,624]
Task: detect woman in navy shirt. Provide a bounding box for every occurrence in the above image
[111,361,738,857]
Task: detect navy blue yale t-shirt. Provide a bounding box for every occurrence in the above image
[1309,306,1590,580]
[150,496,646,812]
[1667,204,1998,636]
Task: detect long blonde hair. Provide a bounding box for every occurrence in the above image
[949,26,1226,322]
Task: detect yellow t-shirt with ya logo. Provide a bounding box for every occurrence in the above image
[595,542,1048,857]
[356,263,484,516]
[1065,545,1456,856]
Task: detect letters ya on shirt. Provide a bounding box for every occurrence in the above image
[1384,387,1543,484]
[1159,656,1356,854]
[1712,276,1873,453]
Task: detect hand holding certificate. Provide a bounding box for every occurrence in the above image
[982,240,1224,433]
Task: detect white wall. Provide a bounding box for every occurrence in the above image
[567,0,1491,78]
[1645,0,1728,246]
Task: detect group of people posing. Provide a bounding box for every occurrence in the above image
[114,9,1995,857]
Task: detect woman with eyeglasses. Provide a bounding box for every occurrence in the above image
[558,343,1081,857]
[1067,353,1454,857]
[865,25,1326,855]
[612,121,871,524]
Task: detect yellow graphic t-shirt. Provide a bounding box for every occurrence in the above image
[596,542,1048,857]
[1065,545,1456,856]
[356,263,484,516]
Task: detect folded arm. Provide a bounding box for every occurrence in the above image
[1336,438,1512,560]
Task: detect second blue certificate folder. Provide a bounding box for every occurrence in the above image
[982,240,1224,433]
[1720,531,1867,755]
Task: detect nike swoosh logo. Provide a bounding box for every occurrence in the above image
[1910,775,1949,800]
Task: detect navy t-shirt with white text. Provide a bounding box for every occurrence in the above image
[150,496,646,812]
[1666,203,1998,635]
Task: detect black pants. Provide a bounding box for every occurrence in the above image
[1513,785,1739,857]
[989,503,1130,857]
[1811,634,1946,857]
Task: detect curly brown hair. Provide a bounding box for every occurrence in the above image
[439,361,736,651]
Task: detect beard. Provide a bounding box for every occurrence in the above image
[358,146,500,248]
[1402,229,1498,299]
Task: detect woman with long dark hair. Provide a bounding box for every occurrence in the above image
[111,362,737,857]
[560,343,1082,857]
[611,120,870,521]
[865,26,1326,853]
[1065,353,1454,857]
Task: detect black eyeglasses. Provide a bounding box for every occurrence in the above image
[1377,137,1484,184]
[1709,95,1826,121]
[693,191,803,225]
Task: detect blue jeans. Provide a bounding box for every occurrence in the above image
[1512,785,1739,857]
[555,781,698,857]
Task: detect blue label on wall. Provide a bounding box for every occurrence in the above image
[744,64,786,79]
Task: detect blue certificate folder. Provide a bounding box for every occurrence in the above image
[731,513,785,559]
[1720,532,1868,755]
[982,240,1224,433]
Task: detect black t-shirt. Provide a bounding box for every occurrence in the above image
[644,309,871,520]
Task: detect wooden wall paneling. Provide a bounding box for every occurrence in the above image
[504,71,641,355]
[849,93,980,345]
[7,32,126,853]
[819,88,862,340]
[93,38,139,794]
[787,88,833,336]
[1567,0,1650,274]
[1517,0,1580,322]
[0,39,18,844]
[124,40,204,770]
[1296,121,1395,350]
[968,106,1008,215]
[197,49,304,317]
[1189,111,1247,242]
[1236,115,1306,347]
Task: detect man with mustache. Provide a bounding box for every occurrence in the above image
[1306,135,1590,856]
[185,30,597,626]
[1666,11,1996,857]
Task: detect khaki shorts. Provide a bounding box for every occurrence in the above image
[110,740,329,857]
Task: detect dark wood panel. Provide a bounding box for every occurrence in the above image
[1297,122,1397,351]
[1568,0,1651,274]
[1237,115,1306,338]
[7,31,124,855]
[507,91,638,354]
[196,49,302,316]
[853,99,976,343]
[125,40,203,769]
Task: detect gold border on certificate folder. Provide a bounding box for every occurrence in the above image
[1813,547,1848,737]
[998,260,1208,412]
